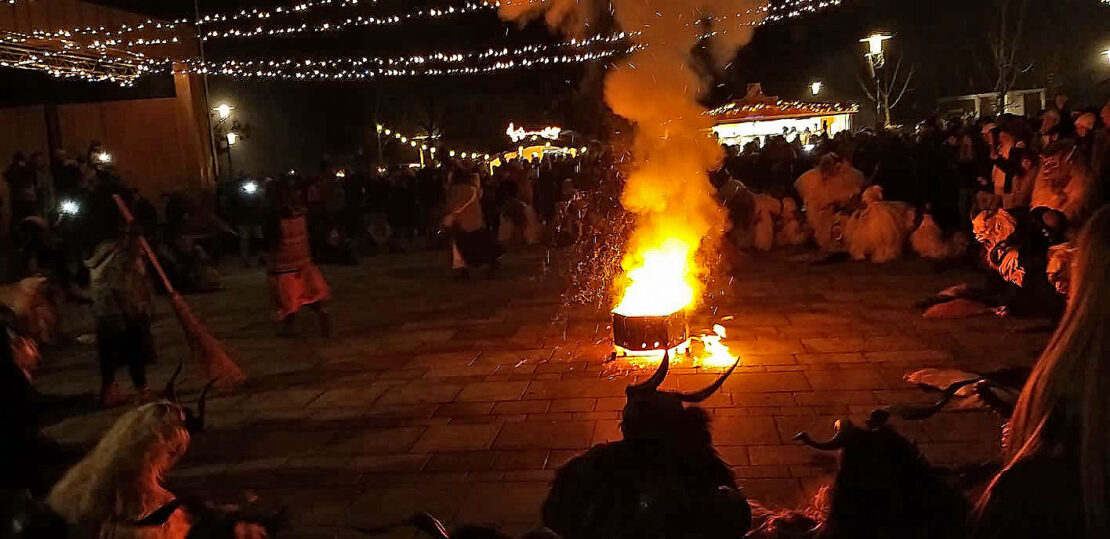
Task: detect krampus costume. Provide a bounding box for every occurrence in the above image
[843,186,916,263]
[542,353,750,539]
[46,371,212,539]
[922,207,1066,318]
[795,154,865,252]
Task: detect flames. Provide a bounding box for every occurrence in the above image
[488,0,766,369]
[692,324,737,368]
[612,237,698,318]
[611,235,737,366]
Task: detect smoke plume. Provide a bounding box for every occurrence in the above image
[493,0,767,309]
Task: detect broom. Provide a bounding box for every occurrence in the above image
[111,194,245,387]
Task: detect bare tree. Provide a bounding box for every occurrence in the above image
[858,55,916,127]
[416,94,448,141]
[988,0,1032,114]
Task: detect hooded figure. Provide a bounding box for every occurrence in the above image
[794,154,865,252]
[844,186,916,263]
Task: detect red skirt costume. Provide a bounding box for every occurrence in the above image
[269,214,330,320]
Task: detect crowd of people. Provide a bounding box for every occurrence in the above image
[216,151,604,277]
[1,93,1110,537]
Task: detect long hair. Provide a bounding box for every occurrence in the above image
[983,204,1110,536]
[47,402,191,536]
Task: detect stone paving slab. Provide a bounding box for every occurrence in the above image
[31,248,1052,535]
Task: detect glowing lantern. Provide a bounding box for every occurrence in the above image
[861,32,891,56]
[214,103,234,119]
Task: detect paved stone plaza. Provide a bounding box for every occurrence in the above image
[35,248,1053,537]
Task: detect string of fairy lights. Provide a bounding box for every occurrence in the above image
[0,30,160,84]
[185,45,639,80]
[182,33,640,80]
[15,0,846,84]
[375,122,493,161]
[30,0,831,43]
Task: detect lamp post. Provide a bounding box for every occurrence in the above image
[224,131,238,178]
[810,81,823,96]
[212,103,238,179]
[861,32,892,127]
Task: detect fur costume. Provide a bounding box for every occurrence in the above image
[776,197,810,247]
[910,213,950,259]
[752,195,782,252]
[972,209,1025,286]
[1045,243,1076,296]
[844,186,916,263]
[47,403,192,539]
[920,208,1063,319]
[794,164,865,252]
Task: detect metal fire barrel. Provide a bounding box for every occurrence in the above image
[612,311,689,351]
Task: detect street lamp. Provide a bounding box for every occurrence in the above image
[1103,49,1110,64]
[226,132,239,146]
[861,32,893,127]
[861,33,892,68]
[810,81,823,96]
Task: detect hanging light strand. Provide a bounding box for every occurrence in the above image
[374,121,494,162]
[30,0,833,43]
[181,44,640,81]
[0,30,161,84]
[189,32,633,71]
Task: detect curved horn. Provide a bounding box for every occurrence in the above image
[164,357,184,403]
[408,513,450,539]
[626,350,670,393]
[888,378,979,420]
[186,378,219,434]
[974,380,1016,419]
[793,419,849,451]
[677,355,740,403]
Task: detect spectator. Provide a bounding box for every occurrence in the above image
[974,204,1110,539]
[6,152,37,229]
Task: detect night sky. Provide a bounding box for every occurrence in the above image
[30,0,1110,174]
